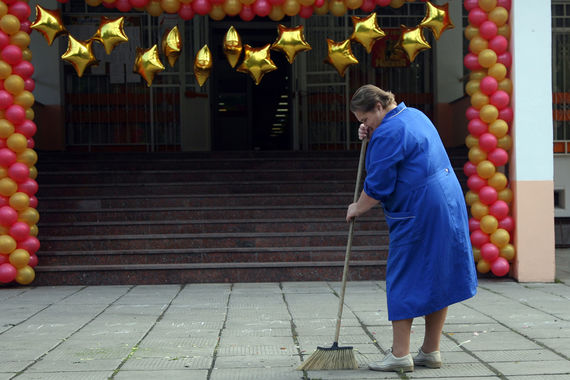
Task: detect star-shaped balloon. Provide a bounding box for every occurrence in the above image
[324,38,359,77]
[350,13,385,53]
[61,36,98,77]
[420,1,454,40]
[223,26,242,68]
[397,25,431,62]
[91,16,129,55]
[271,24,311,64]
[162,26,181,67]
[30,5,67,46]
[133,45,165,87]
[236,44,277,85]
[194,44,212,87]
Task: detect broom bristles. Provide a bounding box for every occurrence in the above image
[297,343,358,370]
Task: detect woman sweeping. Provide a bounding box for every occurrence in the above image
[346,84,478,372]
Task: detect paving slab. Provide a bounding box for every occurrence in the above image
[114,369,208,379]
[16,371,114,380]
[210,367,304,379]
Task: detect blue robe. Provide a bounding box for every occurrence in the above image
[363,102,477,321]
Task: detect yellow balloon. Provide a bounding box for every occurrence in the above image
[469,70,487,81]
[298,0,314,5]
[480,104,498,124]
[0,119,14,139]
[465,134,479,149]
[465,80,480,96]
[472,247,481,262]
[0,60,11,79]
[14,91,34,109]
[269,5,286,20]
[500,243,515,261]
[18,207,40,226]
[162,26,182,67]
[324,38,358,77]
[468,146,487,164]
[489,119,508,138]
[61,37,98,78]
[193,44,212,87]
[15,265,34,285]
[314,1,328,15]
[283,0,301,16]
[420,2,454,40]
[498,188,513,203]
[497,135,512,151]
[7,133,28,153]
[223,0,242,16]
[477,259,491,274]
[328,0,345,16]
[497,24,510,39]
[146,0,164,16]
[488,172,507,190]
[0,167,6,178]
[470,91,489,110]
[25,107,34,120]
[30,6,67,45]
[478,48,497,68]
[91,17,129,55]
[10,31,30,49]
[489,6,509,27]
[469,36,488,55]
[86,0,102,5]
[209,5,225,20]
[271,25,311,64]
[488,63,507,81]
[22,48,32,61]
[0,226,7,235]
[490,228,510,248]
[0,14,20,35]
[498,78,513,94]
[346,0,363,10]
[241,0,255,4]
[9,192,30,211]
[9,248,29,269]
[480,214,498,234]
[30,224,38,237]
[0,235,16,254]
[465,190,479,206]
[161,0,181,13]
[471,201,489,220]
[236,44,278,86]
[464,25,478,40]
[4,75,25,95]
[17,149,38,167]
[133,45,165,87]
[350,13,385,53]
[390,0,405,7]
[477,160,496,179]
[0,178,17,197]
[398,25,431,62]
[0,2,6,17]
[478,0,497,12]
[222,26,242,68]
[29,166,37,180]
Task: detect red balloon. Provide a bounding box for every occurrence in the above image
[1,45,22,65]
[491,256,510,276]
[479,21,497,40]
[470,229,489,248]
[19,20,31,34]
[463,0,478,11]
[464,53,482,71]
[0,263,17,283]
[489,35,508,55]
[498,107,513,123]
[480,242,499,262]
[469,217,480,231]
[463,161,477,177]
[269,0,285,5]
[487,147,509,166]
[0,31,9,50]
[18,178,38,196]
[490,90,510,109]
[478,186,498,205]
[27,138,34,149]
[102,1,116,8]
[9,221,30,241]
[360,0,375,12]
[466,106,479,120]
[253,0,271,16]
[239,5,254,20]
[0,139,5,149]
[468,118,487,137]
[8,2,31,21]
[496,0,511,10]
[0,90,13,110]
[489,200,509,220]
[467,174,487,192]
[497,51,512,68]
[192,0,212,15]
[17,236,39,255]
[314,0,324,6]
[5,105,26,125]
[24,78,35,92]
[29,195,37,208]
[468,8,487,27]
[0,148,17,167]
[12,61,34,79]
[498,216,514,232]
[479,132,498,152]
[178,4,194,19]
[479,76,498,95]
[130,0,149,6]
[0,253,7,264]
[15,120,36,138]
[299,5,313,18]
[0,206,17,226]
[28,253,38,267]
[376,0,390,5]
[0,196,8,207]
[116,0,133,11]
[8,162,29,183]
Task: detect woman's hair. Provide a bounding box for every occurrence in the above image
[350,84,396,113]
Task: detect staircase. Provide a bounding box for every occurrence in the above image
[34,151,390,285]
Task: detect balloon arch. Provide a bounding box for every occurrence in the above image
[0,0,514,284]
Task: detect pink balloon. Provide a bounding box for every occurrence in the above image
[8,2,31,21]
[469,217,480,232]
[463,0,478,10]
[314,0,324,6]
[29,195,37,208]
[0,263,17,283]
[496,0,511,10]
[299,5,313,18]
[19,20,31,34]
[488,148,509,166]
[27,138,34,149]
[9,221,30,241]
[116,0,133,11]
[0,253,7,264]
[0,139,5,149]
[376,0,390,5]
[468,8,487,27]
[468,118,487,137]
[0,196,8,207]
[478,186,498,205]
[489,200,509,220]
[24,78,35,92]
[1,44,22,65]
[470,229,490,248]
[0,148,17,167]
[464,53,482,71]
[479,76,498,96]
[489,35,508,55]
[5,105,26,125]
[3,0,17,5]
[18,178,38,196]
[498,216,514,232]
[8,162,29,183]
[240,5,254,20]
[192,0,212,16]
[12,61,34,79]
[465,106,479,120]
[269,0,285,5]
[0,206,17,226]
[480,242,499,262]
[467,174,487,192]
[360,0,375,12]
[0,90,14,110]
[464,161,477,177]
[178,4,194,20]
[479,133,498,152]
[15,120,36,138]
[497,51,512,68]
[130,0,149,6]
[490,90,510,109]
[0,31,9,50]
[28,253,38,267]
[479,21,498,40]
[498,107,513,123]
[17,236,39,255]
[102,1,116,8]
[253,0,271,16]
[491,256,510,276]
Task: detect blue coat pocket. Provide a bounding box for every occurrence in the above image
[384,211,419,247]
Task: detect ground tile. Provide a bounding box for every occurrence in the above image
[473,349,563,362]
[408,362,495,378]
[306,369,400,379]
[491,360,570,376]
[0,360,33,373]
[213,354,300,369]
[114,369,208,380]
[16,371,114,380]
[210,367,304,379]
[27,358,123,372]
[120,356,212,370]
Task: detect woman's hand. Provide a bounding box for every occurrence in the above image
[346,202,360,223]
[358,123,371,140]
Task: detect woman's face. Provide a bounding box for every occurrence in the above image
[353,102,389,131]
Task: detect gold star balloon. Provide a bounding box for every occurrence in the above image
[324,38,359,77]
[236,44,277,85]
[133,45,165,87]
[397,25,431,62]
[350,13,385,53]
[61,36,98,77]
[30,5,67,46]
[194,44,212,87]
[91,16,129,55]
[223,26,242,68]
[162,26,182,67]
[420,1,454,40]
[270,24,311,64]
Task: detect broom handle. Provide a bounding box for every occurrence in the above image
[334,137,368,343]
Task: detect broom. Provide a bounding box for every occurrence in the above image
[298,138,368,371]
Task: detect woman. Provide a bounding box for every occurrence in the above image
[346,84,477,372]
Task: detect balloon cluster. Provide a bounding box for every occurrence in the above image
[463,0,514,277]
[0,0,40,285]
